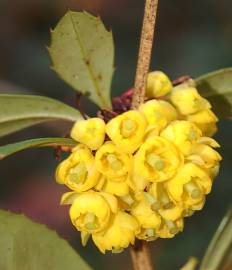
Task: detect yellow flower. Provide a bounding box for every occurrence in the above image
[156,218,184,238]
[187,109,218,137]
[95,175,130,197]
[161,120,202,156]
[92,211,139,253]
[95,142,132,178]
[190,141,221,177]
[131,193,161,232]
[134,136,183,182]
[139,100,177,132]
[106,110,147,153]
[170,85,211,115]
[71,118,105,150]
[166,163,212,210]
[149,183,183,221]
[69,190,117,234]
[56,145,99,192]
[146,71,172,98]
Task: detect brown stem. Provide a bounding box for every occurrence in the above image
[130,241,153,270]
[130,0,159,269]
[131,0,159,109]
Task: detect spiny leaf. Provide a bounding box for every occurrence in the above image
[49,11,114,109]
[0,94,82,137]
[0,137,77,160]
[199,208,232,270]
[195,68,232,119]
[0,209,92,270]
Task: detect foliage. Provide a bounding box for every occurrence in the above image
[0,95,82,138]
[0,210,92,270]
[49,11,114,109]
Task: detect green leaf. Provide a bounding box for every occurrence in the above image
[49,11,114,109]
[199,208,232,270]
[195,68,232,119]
[0,209,92,270]
[0,94,82,137]
[0,137,77,160]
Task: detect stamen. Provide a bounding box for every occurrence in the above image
[121,119,136,137]
[144,192,161,211]
[120,194,134,206]
[84,213,97,230]
[146,153,165,171]
[165,220,178,234]
[107,154,122,170]
[145,228,155,238]
[184,182,202,199]
[69,162,87,184]
[160,192,173,209]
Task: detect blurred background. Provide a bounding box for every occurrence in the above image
[0,0,232,269]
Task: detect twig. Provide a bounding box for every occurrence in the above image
[130,241,153,270]
[130,0,159,269]
[131,0,159,109]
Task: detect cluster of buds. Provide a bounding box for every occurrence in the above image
[56,71,221,253]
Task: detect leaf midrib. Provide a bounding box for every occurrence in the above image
[69,12,107,108]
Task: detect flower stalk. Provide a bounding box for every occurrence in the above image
[130,0,159,269]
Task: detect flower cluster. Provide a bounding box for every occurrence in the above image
[56,71,221,253]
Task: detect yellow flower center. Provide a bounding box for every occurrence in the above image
[188,129,198,141]
[184,181,202,199]
[146,153,165,171]
[107,154,123,170]
[120,194,135,206]
[121,119,136,138]
[69,162,87,184]
[84,213,98,230]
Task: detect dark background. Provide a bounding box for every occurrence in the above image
[0,0,232,269]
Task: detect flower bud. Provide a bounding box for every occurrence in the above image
[146,71,172,98]
[71,118,105,150]
[171,85,211,115]
[161,120,202,156]
[56,145,99,192]
[187,109,218,137]
[139,100,177,132]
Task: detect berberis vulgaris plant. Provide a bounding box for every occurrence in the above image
[0,0,232,269]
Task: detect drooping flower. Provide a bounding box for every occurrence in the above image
[106,110,147,153]
[92,211,140,253]
[56,145,99,192]
[95,142,132,178]
[146,71,172,98]
[166,163,212,211]
[134,136,183,182]
[170,84,211,115]
[161,120,202,156]
[139,100,177,132]
[68,190,118,234]
[71,118,105,150]
[187,109,218,137]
